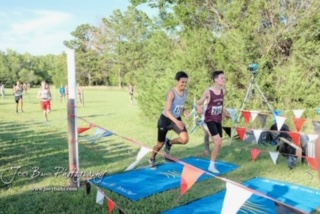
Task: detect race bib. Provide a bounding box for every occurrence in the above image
[173,105,184,114]
[211,106,222,115]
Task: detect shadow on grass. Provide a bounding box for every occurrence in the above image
[0,121,133,191]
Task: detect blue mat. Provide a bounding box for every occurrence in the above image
[90,157,239,201]
[162,177,320,214]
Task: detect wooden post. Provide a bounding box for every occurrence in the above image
[67,49,79,187]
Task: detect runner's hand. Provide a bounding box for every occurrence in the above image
[175,120,185,130]
[184,110,190,118]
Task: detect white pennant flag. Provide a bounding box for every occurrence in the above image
[96,189,104,205]
[275,116,286,131]
[250,110,260,122]
[253,129,263,144]
[125,146,152,171]
[307,134,318,142]
[269,151,279,165]
[221,182,252,214]
[292,109,304,118]
[307,141,316,158]
[306,134,318,158]
[226,108,237,123]
[95,128,105,136]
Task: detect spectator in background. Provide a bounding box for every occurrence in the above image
[128,83,134,105]
[14,80,24,113]
[77,84,83,105]
[38,81,52,121]
[59,84,66,103]
[1,83,4,100]
[23,83,28,94]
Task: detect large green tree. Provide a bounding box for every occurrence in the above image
[131,0,320,120]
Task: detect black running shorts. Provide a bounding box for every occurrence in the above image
[157,114,187,142]
[15,95,22,103]
[205,121,222,137]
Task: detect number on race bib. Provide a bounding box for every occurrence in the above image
[211,106,222,115]
[174,105,184,114]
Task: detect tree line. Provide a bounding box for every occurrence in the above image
[1,0,320,120]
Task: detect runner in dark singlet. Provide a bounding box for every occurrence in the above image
[197,71,230,173]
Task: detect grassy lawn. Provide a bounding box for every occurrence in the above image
[0,87,319,214]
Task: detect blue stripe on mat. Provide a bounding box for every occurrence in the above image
[162,177,320,214]
[90,157,239,201]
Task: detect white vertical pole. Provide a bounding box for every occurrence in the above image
[67,49,79,187]
[193,96,196,127]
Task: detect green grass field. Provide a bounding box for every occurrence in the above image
[0,88,319,214]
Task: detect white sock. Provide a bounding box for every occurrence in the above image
[209,161,215,168]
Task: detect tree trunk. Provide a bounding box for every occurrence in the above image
[118,67,121,88]
[87,73,92,86]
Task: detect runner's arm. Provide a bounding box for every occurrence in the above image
[196,89,209,115]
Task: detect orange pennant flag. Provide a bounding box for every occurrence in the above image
[242,111,251,124]
[251,148,261,161]
[180,165,204,196]
[107,198,116,213]
[78,127,91,134]
[288,132,301,147]
[236,127,246,141]
[306,157,318,171]
[293,118,306,132]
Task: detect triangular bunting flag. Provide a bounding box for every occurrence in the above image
[269,151,279,165]
[308,134,318,143]
[107,198,116,213]
[251,148,261,161]
[250,110,260,122]
[180,165,204,196]
[312,120,320,133]
[253,129,263,144]
[95,127,105,135]
[292,109,304,118]
[102,131,113,137]
[288,132,301,147]
[258,114,268,127]
[293,118,306,132]
[86,128,112,144]
[226,108,237,123]
[242,111,251,124]
[306,157,318,170]
[307,141,316,158]
[78,127,91,134]
[236,128,246,141]
[275,116,286,131]
[96,189,104,205]
[222,127,231,138]
[221,182,252,214]
[125,146,152,171]
[273,110,282,116]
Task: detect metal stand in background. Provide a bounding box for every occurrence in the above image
[228,68,274,145]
